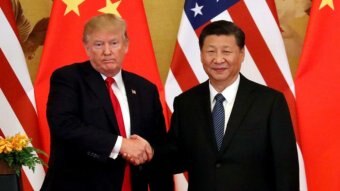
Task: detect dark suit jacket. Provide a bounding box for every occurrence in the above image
[164,74,299,191]
[41,61,173,191]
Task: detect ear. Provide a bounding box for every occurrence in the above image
[200,48,205,62]
[124,39,129,53]
[84,43,91,56]
[240,47,245,63]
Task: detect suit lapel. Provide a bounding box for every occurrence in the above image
[199,81,221,154]
[81,62,120,133]
[121,71,139,135]
[219,75,257,154]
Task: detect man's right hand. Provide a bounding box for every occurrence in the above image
[119,134,153,166]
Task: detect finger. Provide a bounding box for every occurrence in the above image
[130,158,135,164]
[134,152,145,165]
[141,151,148,162]
[132,135,147,144]
[145,146,154,161]
[134,158,140,166]
[130,134,140,140]
[121,153,128,159]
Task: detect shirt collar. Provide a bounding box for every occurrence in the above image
[209,74,240,104]
[101,70,125,92]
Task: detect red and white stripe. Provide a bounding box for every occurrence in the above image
[0,4,45,190]
[165,0,307,190]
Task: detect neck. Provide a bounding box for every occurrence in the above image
[210,76,238,92]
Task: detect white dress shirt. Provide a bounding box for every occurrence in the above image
[209,74,240,134]
[101,71,131,159]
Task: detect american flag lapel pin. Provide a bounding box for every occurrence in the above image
[131,89,137,95]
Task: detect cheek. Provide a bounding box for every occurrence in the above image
[201,55,212,65]
[201,60,210,70]
[202,62,213,76]
[227,56,238,65]
[92,53,102,62]
[87,49,100,58]
[116,49,127,60]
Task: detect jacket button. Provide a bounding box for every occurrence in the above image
[216,163,221,168]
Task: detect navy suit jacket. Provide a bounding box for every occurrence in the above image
[41,61,173,191]
[164,74,299,191]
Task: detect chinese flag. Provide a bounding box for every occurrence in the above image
[34,0,167,155]
[295,0,340,191]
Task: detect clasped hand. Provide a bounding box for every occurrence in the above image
[120,134,153,166]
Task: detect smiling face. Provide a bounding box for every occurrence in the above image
[201,34,245,91]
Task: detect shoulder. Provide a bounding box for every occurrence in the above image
[239,75,287,108]
[181,81,208,96]
[52,61,91,78]
[122,70,157,90]
[174,81,209,103]
[240,74,283,97]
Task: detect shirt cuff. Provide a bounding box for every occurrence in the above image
[109,136,122,159]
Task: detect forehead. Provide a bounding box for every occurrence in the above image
[87,28,125,41]
[84,19,125,39]
[203,35,237,47]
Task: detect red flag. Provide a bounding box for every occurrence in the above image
[296,0,340,190]
[35,0,168,156]
[165,0,307,190]
[0,0,45,190]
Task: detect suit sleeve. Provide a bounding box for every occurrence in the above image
[47,68,116,160]
[153,96,188,175]
[270,93,299,191]
[142,84,174,191]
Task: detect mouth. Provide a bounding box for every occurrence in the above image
[103,59,115,63]
[213,67,227,72]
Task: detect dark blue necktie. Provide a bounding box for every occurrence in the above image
[212,93,225,150]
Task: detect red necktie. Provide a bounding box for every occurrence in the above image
[105,77,131,191]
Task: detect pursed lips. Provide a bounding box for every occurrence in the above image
[102,59,115,63]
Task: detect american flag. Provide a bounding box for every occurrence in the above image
[164,0,307,190]
[0,0,45,190]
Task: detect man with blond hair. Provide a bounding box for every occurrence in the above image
[41,14,173,191]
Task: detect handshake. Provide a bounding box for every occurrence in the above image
[119,135,153,166]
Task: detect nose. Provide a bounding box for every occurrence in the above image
[103,44,112,55]
[215,52,225,64]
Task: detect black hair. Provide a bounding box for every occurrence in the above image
[199,20,245,49]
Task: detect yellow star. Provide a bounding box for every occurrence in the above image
[98,0,122,17]
[62,0,85,16]
[319,0,334,10]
